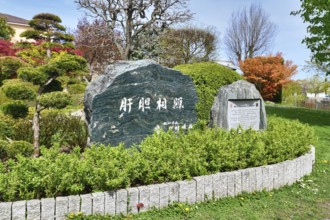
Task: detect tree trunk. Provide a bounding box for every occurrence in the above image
[46,48,51,58]
[32,103,41,157]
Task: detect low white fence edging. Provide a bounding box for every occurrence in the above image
[0,146,315,220]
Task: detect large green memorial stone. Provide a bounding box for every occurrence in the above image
[84,60,198,147]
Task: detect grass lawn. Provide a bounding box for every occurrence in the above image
[73,106,330,220]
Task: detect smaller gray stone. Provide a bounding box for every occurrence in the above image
[288,159,297,184]
[27,199,40,220]
[301,155,309,176]
[41,198,55,220]
[193,176,205,202]
[291,159,299,183]
[149,184,160,209]
[104,191,116,215]
[55,196,68,219]
[80,194,92,215]
[226,172,235,197]
[234,171,242,196]
[249,168,257,192]
[68,195,80,214]
[310,146,316,164]
[127,188,139,214]
[204,175,213,201]
[159,183,169,208]
[283,160,291,185]
[217,173,228,198]
[178,180,196,204]
[116,189,128,215]
[306,153,314,175]
[212,173,221,199]
[210,80,267,130]
[304,154,311,176]
[12,200,26,220]
[296,157,303,180]
[273,163,285,189]
[167,182,179,204]
[137,186,150,212]
[241,169,251,193]
[262,165,274,191]
[255,166,263,191]
[92,192,105,214]
[0,202,12,220]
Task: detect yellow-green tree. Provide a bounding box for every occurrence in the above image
[1,53,87,157]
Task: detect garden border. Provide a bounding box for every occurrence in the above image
[0,146,315,220]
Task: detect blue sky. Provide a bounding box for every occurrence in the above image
[1,0,311,79]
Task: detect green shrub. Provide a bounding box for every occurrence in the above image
[17,67,48,85]
[68,83,87,94]
[38,91,71,109]
[174,62,242,122]
[6,140,34,159]
[6,117,33,143]
[0,117,314,202]
[2,84,36,101]
[0,120,14,139]
[282,94,307,107]
[0,57,28,86]
[40,111,88,149]
[1,101,29,118]
[0,111,87,149]
[0,140,9,160]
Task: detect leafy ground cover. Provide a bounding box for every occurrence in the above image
[70,106,330,220]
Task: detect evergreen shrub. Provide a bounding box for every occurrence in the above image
[0,117,315,202]
[0,140,8,160]
[174,62,242,122]
[1,101,29,118]
[0,111,87,149]
[39,111,88,149]
[68,83,87,94]
[0,57,28,85]
[6,140,34,159]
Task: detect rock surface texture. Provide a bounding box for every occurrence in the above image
[84,60,198,147]
[210,80,267,130]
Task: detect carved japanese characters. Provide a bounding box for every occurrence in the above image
[84,60,198,147]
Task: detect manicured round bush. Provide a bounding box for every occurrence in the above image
[0,57,28,86]
[38,91,71,109]
[174,62,242,122]
[1,101,29,118]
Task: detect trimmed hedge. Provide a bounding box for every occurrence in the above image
[174,62,242,122]
[0,117,315,202]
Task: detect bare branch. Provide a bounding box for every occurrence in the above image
[75,0,193,60]
[224,3,277,65]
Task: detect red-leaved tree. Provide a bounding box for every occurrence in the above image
[240,53,298,102]
[0,39,18,56]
